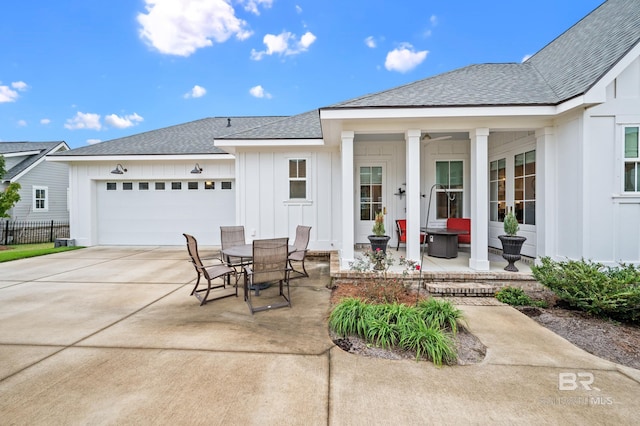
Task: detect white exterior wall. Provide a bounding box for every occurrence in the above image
[235,147,341,251]
[577,56,640,264]
[67,158,235,246]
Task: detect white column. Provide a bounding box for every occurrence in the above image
[536,127,556,259]
[405,129,422,262]
[469,128,490,271]
[340,131,355,268]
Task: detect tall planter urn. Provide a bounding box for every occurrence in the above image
[368,212,390,254]
[499,211,526,272]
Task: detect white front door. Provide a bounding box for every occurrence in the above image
[355,164,387,243]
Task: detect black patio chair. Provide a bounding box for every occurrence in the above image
[184,233,237,306]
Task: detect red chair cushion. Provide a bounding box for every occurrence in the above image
[447,218,471,244]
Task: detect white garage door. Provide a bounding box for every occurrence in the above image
[97,180,235,245]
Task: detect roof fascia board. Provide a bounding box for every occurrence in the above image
[9,142,69,182]
[320,105,559,120]
[47,154,235,162]
[2,150,41,157]
[584,42,640,104]
[214,138,324,147]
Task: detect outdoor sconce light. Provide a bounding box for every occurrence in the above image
[110,164,127,174]
[190,163,203,174]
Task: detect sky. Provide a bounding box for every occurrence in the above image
[1,0,605,149]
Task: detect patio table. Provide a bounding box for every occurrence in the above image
[422,228,469,259]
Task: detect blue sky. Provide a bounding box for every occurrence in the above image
[1,0,604,149]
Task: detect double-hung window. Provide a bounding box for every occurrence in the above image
[435,161,463,219]
[288,159,307,199]
[624,126,639,192]
[33,186,48,211]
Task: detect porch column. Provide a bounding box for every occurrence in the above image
[341,131,355,268]
[536,127,556,258]
[469,128,490,271]
[405,129,422,262]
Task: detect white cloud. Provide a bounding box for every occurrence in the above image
[105,113,144,129]
[521,54,532,63]
[87,139,102,145]
[137,0,253,57]
[249,85,272,99]
[242,0,272,15]
[365,36,376,48]
[430,15,438,26]
[17,120,27,127]
[184,85,207,98]
[40,118,51,125]
[250,30,316,60]
[0,81,28,103]
[64,112,102,130]
[385,43,428,73]
[295,5,303,14]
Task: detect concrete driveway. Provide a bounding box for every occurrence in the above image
[0,246,638,425]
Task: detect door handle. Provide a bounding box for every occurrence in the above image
[383,207,387,215]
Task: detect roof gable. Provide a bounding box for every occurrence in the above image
[0,141,68,181]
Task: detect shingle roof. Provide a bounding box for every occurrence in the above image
[0,141,68,180]
[216,110,322,140]
[327,0,640,109]
[53,116,285,156]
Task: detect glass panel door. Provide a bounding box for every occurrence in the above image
[356,164,386,242]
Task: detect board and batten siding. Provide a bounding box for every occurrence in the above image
[11,160,69,221]
[235,147,341,251]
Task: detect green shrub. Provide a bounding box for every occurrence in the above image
[495,286,547,308]
[329,298,460,365]
[416,298,464,335]
[531,257,640,322]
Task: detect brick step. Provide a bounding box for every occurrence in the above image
[426,282,498,297]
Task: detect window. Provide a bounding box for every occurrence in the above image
[139,182,149,190]
[188,182,198,190]
[106,182,117,191]
[171,182,182,190]
[289,159,307,199]
[624,126,639,192]
[123,182,133,190]
[155,182,165,190]
[360,166,383,220]
[205,181,215,190]
[490,158,506,222]
[514,150,536,225]
[221,181,232,190]
[33,186,48,211]
[435,161,463,219]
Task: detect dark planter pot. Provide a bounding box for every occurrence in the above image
[498,235,527,272]
[368,235,390,254]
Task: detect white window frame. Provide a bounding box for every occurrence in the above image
[33,185,49,211]
[434,160,464,219]
[623,125,640,193]
[287,157,310,201]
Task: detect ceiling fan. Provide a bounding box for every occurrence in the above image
[421,133,452,142]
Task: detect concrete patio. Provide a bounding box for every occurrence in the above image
[0,246,638,425]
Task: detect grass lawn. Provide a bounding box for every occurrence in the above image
[0,243,83,263]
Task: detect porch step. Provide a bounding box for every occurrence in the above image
[426,282,498,297]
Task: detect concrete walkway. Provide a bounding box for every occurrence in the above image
[0,247,638,425]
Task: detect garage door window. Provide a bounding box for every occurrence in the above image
[205,181,215,190]
[155,182,165,190]
[123,182,133,190]
[221,181,232,190]
[188,182,198,190]
[107,182,116,190]
[172,182,182,190]
[139,182,149,190]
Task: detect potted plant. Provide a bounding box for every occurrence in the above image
[498,211,527,272]
[367,211,391,254]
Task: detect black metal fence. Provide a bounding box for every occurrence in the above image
[0,220,70,245]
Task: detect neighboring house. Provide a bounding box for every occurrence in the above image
[50,0,640,268]
[1,142,70,222]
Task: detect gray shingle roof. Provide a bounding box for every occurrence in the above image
[0,141,68,180]
[216,110,322,140]
[327,0,640,109]
[53,116,285,156]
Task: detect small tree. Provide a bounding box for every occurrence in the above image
[0,155,21,218]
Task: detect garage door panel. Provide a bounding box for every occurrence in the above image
[97,181,235,245]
